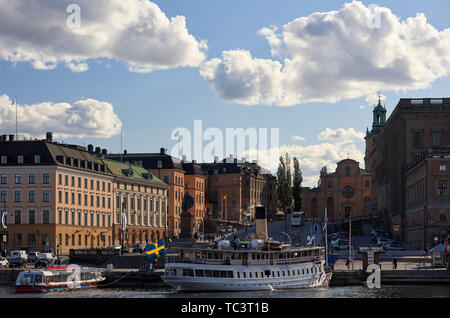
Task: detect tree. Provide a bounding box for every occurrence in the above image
[292,157,303,211]
[276,153,292,213]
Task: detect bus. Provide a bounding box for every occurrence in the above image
[291,211,304,227]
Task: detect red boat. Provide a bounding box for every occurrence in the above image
[15,268,105,292]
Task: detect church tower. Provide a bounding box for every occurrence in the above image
[364,94,387,171]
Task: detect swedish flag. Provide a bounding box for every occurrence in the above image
[144,239,166,261]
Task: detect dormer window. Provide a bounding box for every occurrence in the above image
[1,156,7,164]
[18,155,24,164]
[34,155,40,164]
[157,160,163,169]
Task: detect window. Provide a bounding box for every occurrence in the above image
[438,180,448,196]
[28,173,36,184]
[440,165,447,172]
[17,155,24,164]
[14,190,22,202]
[65,175,68,186]
[28,210,36,224]
[412,130,423,147]
[42,190,50,202]
[58,174,62,185]
[345,167,350,176]
[58,191,62,203]
[34,155,40,164]
[15,174,22,184]
[43,209,50,224]
[0,174,7,184]
[0,190,7,203]
[14,210,21,224]
[432,131,442,146]
[157,160,163,168]
[1,156,7,164]
[14,233,22,246]
[43,173,50,184]
[164,176,169,184]
[28,190,36,202]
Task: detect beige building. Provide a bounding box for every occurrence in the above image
[0,134,114,255]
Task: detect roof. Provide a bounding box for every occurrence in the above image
[105,153,185,171]
[98,158,167,186]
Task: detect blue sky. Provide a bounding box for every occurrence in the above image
[1,0,449,186]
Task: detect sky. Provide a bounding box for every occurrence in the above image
[1,0,450,187]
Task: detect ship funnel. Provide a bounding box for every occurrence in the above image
[255,206,268,240]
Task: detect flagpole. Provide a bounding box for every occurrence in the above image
[325,208,328,267]
[15,97,18,140]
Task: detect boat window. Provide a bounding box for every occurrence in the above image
[243,272,246,279]
[205,270,213,277]
[287,271,290,276]
[220,271,227,278]
[213,271,220,277]
[252,254,256,260]
[255,272,258,278]
[202,252,207,259]
[214,253,220,260]
[302,269,305,275]
[231,253,235,260]
[195,270,204,277]
[227,271,233,278]
[306,268,309,274]
[195,253,201,259]
[237,272,240,279]
[207,253,212,259]
[170,269,176,276]
[256,254,260,260]
[249,272,252,278]
[182,269,194,277]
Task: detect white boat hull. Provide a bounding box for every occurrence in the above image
[162,271,331,292]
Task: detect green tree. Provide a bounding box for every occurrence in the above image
[276,153,292,213]
[292,157,303,211]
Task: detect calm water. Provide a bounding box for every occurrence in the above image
[1,285,449,298]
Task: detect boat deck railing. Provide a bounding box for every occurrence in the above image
[166,256,322,266]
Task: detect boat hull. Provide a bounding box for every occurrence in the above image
[162,272,332,292]
[15,281,100,293]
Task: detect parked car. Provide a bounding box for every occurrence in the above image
[9,257,27,268]
[0,257,8,268]
[383,242,405,251]
[27,251,40,263]
[377,237,390,247]
[10,250,28,262]
[34,253,57,268]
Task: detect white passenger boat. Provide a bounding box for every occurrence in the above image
[162,206,332,292]
[15,267,105,292]
[162,243,332,292]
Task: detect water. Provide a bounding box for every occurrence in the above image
[1,285,449,298]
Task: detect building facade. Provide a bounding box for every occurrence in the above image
[404,152,450,249]
[302,159,372,222]
[365,97,450,246]
[98,158,168,247]
[0,135,114,255]
[201,156,277,224]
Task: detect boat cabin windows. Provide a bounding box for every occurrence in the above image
[182,269,194,277]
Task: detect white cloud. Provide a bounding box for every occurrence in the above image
[317,128,365,144]
[291,135,306,141]
[243,127,365,187]
[200,1,450,106]
[0,94,122,139]
[0,0,207,72]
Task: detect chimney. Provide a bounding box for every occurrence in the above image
[255,206,268,240]
[182,155,186,162]
[8,134,14,142]
[46,132,53,142]
[124,149,127,155]
[101,148,107,155]
[192,159,197,164]
[252,160,258,165]
[160,148,165,155]
[214,156,219,163]
[87,144,94,152]
[1,135,6,142]
[95,147,101,155]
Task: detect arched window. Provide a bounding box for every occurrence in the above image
[326,197,334,216]
[311,198,318,218]
[364,197,371,215]
[345,167,350,176]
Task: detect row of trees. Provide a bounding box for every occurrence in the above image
[276,153,303,214]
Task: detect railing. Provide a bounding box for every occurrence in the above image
[166,256,321,266]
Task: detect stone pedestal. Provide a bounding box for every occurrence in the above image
[180,211,193,239]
